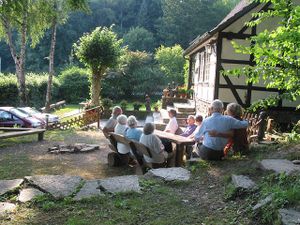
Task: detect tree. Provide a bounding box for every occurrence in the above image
[0,0,50,105]
[155,44,186,84]
[74,26,123,106]
[123,27,155,52]
[158,0,238,48]
[44,0,89,112]
[225,0,300,108]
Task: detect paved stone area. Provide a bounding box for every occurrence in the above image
[74,180,103,201]
[98,175,141,193]
[18,188,45,203]
[232,175,256,190]
[145,168,191,181]
[0,179,23,196]
[25,175,82,199]
[279,208,300,225]
[0,202,16,216]
[260,159,300,175]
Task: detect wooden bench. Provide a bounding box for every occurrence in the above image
[0,127,46,141]
[40,100,66,112]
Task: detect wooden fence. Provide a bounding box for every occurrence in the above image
[47,106,103,130]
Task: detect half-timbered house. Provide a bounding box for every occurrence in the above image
[184,0,300,121]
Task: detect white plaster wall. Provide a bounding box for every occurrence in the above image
[221,39,250,61]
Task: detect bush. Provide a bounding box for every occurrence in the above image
[133,101,143,111]
[58,66,90,103]
[101,98,113,110]
[120,100,128,111]
[0,73,60,107]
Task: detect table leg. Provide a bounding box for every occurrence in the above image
[175,144,185,167]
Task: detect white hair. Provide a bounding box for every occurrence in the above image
[117,114,127,125]
[127,115,138,128]
[211,99,224,113]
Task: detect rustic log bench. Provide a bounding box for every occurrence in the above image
[0,127,46,141]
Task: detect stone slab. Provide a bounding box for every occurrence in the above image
[74,180,103,201]
[145,168,191,181]
[98,175,141,194]
[0,179,23,196]
[260,159,300,175]
[18,188,45,203]
[25,175,82,199]
[279,208,300,225]
[232,175,256,190]
[0,202,16,216]
[253,195,273,211]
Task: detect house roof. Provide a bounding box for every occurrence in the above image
[184,0,259,56]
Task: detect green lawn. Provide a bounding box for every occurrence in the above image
[53,104,79,117]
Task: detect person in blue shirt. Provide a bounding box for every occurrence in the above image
[125,115,142,142]
[180,115,197,137]
[194,99,248,160]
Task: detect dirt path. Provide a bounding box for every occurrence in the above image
[0,130,135,180]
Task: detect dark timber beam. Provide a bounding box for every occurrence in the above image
[222,73,245,106]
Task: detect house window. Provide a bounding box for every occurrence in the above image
[199,52,204,82]
[204,52,210,82]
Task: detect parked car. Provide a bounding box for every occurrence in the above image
[0,107,44,128]
[18,107,60,124]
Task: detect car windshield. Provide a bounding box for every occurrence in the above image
[10,108,29,118]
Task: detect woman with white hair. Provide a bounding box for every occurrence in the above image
[114,114,130,156]
[125,115,142,142]
[140,123,168,164]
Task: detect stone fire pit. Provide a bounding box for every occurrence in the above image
[48,143,100,154]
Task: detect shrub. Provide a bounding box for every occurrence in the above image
[101,98,113,110]
[58,66,90,103]
[120,100,128,111]
[0,73,60,107]
[133,101,143,111]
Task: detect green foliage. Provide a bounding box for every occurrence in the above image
[132,101,143,111]
[0,73,60,107]
[120,100,128,110]
[74,26,123,75]
[257,173,300,224]
[123,26,155,52]
[225,0,300,108]
[158,0,236,48]
[155,44,185,84]
[102,50,165,99]
[58,66,90,103]
[101,98,113,110]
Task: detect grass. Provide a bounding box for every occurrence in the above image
[1,129,300,224]
[52,104,79,117]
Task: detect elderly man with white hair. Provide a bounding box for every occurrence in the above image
[102,106,122,137]
[194,99,248,160]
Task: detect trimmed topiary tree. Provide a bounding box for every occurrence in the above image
[73,26,123,106]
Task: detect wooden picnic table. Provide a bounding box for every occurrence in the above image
[154,129,195,166]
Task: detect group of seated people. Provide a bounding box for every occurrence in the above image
[103,99,249,166]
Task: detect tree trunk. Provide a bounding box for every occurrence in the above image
[91,73,101,106]
[44,20,57,113]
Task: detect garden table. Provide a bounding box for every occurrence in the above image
[154,129,195,166]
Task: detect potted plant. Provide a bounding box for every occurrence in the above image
[178,87,187,98]
[133,101,143,111]
[186,89,194,99]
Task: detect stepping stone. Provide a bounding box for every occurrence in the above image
[279,208,300,225]
[74,180,103,201]
[232,175,256,190]
[253,194,273,211]
[260,159,300,175]
[292,160,300,165]
[0,202,16,216]
[18,188,45,203]
[98,175,141,194]
[145,168,191,181]
[25,175,82,199]
[0,179,23,196]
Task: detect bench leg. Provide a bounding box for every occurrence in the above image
[38,132,44,141]
[175,144,185,167]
